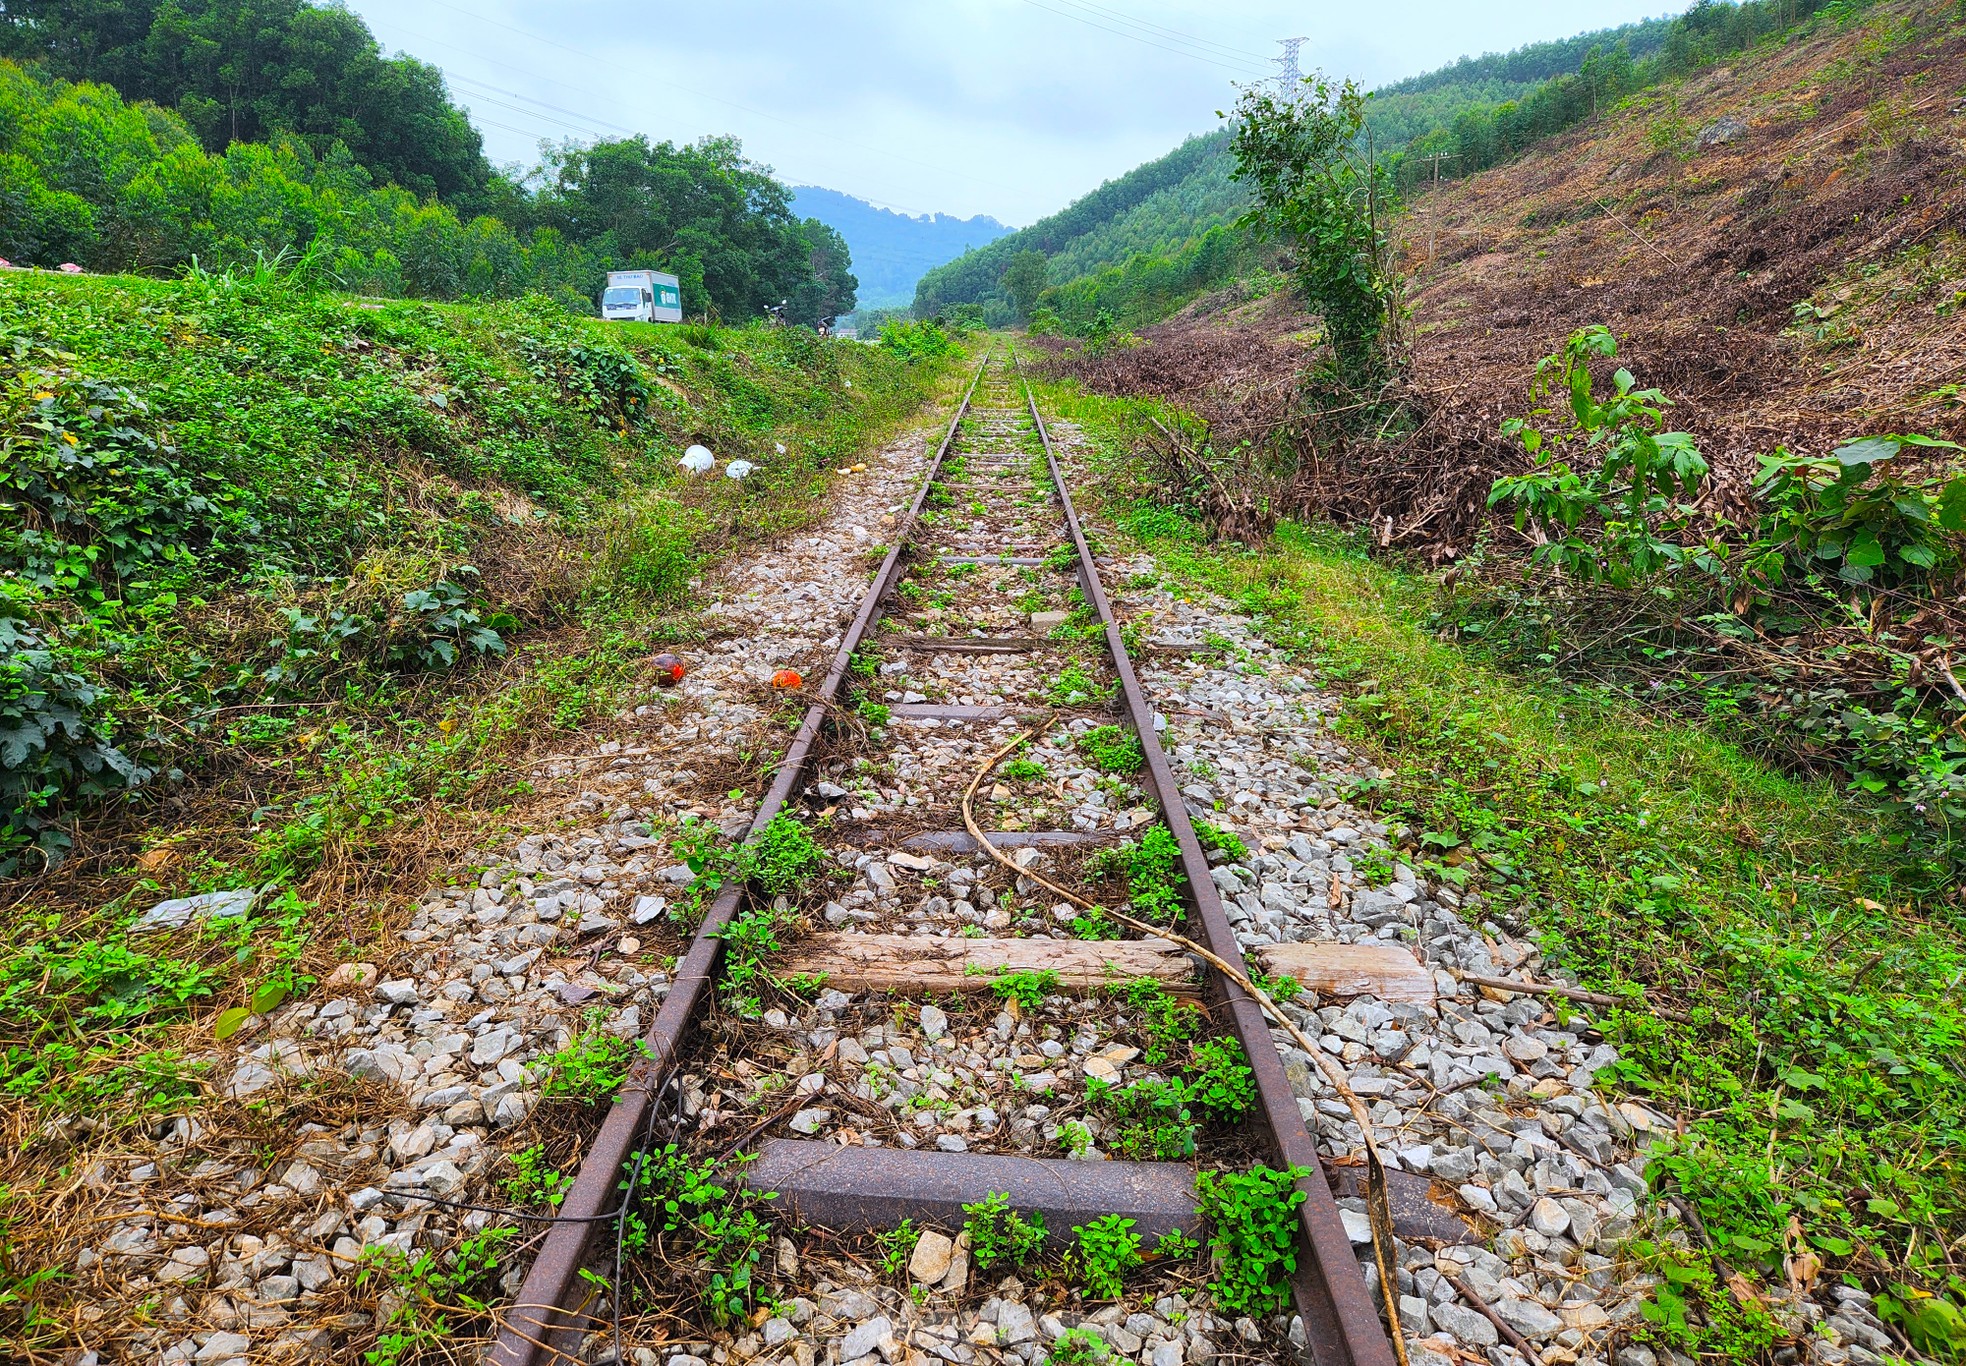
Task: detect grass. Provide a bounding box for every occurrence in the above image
[0,272,962,1358]
[1037,374,1966,1359]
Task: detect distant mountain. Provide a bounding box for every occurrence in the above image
[790,187,1011,310]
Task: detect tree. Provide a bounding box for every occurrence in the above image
[0,0,491,201]
[1001,248,1046,320]
[1227,73,1401,395]
[786,218,856,329]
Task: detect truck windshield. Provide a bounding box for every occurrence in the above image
[602,287,640,307]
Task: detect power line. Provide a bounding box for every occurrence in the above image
[406,0,1030,198]
[1011,0,1270,76]
[448,73,638,138]
[1039,0,1274,65]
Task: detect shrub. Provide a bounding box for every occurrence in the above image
[1488,325,1710,585]
[0,616,148,869]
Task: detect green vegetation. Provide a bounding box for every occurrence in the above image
[502,1146,573,1210]
[1193,820,1248,861]
[960,1191,1045,1272]
[923,2,1873,340]
[1045,661,1107,706]
[0,266,952,1190]
[2,270,947,869]
[683,812,828,1016]
[1484,327,1966,847]
[1045,371,1966,1351]
[1401,0,1879,188]
[1079,978,1251,1159]
[1114,977,1202,1067]
[1366,15,1675,150]
[631,1146,775,1328]
[742,813,828,897]
[999,756,1046,782]
[990,968,1058,1012]
[875,1219,916,1278]
[0,7,854,321]
[1186,1037,1257,1121]
[1088,824,1184,923]
[357,1226,515,1366]
[1193,1165,1309,1317]
[1090,1075,1196,1160]
[1048,1327,1111,1365]
[878,319,965,362]
[1229,75,1401,396]
[1070,1214,1142,1301]
[537,1013,651,1102]
[1075,724,1143,775]
[1,0,490,201]
[914,132,1240,325]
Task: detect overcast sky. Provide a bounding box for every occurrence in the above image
[347,0,1678,226]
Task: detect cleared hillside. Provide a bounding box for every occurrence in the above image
[918,0,1865,327]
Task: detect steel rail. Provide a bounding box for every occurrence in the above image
[484,345,1393,1366]
[484,351,992,1366]
[1016,351,1396,1366]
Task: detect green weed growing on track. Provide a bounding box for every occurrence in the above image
[1194,1166,1307,1317]
[990,968,1058,1012]
[1076,724,1143,774]
[1088,824,1184,923]
[961,1191,1045,1272]
[1070,1215,1143,1301]
[537,1012,652,1102]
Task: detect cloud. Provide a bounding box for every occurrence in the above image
[347,0,1679,225]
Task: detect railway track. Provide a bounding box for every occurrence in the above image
[486,349,1397,1366]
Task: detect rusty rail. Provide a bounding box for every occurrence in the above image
[482,345,1394,1366]
[484,352,991,1366]
[1018,352,1394,1366]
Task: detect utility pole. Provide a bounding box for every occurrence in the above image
[1416,151,1457,263]
[1271,37,1308,99]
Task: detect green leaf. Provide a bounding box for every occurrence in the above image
[1845,529,1887,568]
[214,1006,252,1041]
[1833,436,1903,467]
[1936,477,1966,533]
[249,981,289,1015]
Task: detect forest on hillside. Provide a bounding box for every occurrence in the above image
[0,0,856,322]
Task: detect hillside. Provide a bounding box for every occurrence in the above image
[790,186,1009,309]
[913,131,1240,322]
[916,0,1859,327]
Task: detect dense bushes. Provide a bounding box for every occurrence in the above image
[0,0,492,202]
[1041,225,1259,334]
[913,132,1241,322]
[0,60,855,322]
[1477,327,1966,864]
[0,268,948,866]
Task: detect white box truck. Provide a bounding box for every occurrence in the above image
[601,269,683,323]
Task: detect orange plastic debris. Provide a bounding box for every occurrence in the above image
[652,653,687,685]
[771,668,803,689]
